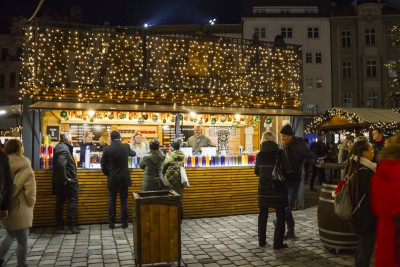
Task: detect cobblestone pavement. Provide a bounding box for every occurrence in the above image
[0,203,366,267]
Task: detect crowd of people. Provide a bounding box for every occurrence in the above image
[255,125,400,267]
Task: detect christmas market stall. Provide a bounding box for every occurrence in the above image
[20,21,305,226]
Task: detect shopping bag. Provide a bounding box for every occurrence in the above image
[180,166,190,187]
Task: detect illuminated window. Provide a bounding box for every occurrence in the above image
[342,92,353,107]
[316,79,323,89]
[366,91,378,108]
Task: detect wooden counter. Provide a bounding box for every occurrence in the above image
[33,167,259,227]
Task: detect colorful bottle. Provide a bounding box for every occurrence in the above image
[238,155,242,165]
[191,155,196,167]
[210,155,215,166]
[128,156,132,167]
[187,156,191,167]
[195,156,199,167]
[235,155,239,165]
[49,156,53,169]
[40,156,44,169]
[221,155,225,166]
[202,156,206,166]
[215,155,220,166]
[228,155,233,165]
[206,155,210,166]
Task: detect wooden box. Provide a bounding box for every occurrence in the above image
[133,190,181,266]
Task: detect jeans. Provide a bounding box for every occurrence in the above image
[0,228,29,266]
[285,180,301,234]
[55,184,79,227]
[258,207,285,247]
[108,183,128,224]
[355,234,375,267]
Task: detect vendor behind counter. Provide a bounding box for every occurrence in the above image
[79,131,97,167]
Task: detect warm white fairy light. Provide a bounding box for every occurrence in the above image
[21,22,302,108]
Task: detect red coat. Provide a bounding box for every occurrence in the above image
[371,159,400,267]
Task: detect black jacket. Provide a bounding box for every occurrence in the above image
[254,141,291,208]
[0,151,13,210]
[282,136,312,181]
[101,140,135,189]
[52,141,78,193]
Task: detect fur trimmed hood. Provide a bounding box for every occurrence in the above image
[377,144,400,161]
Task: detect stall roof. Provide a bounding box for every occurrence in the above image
[29,101,308,116]
[306,107,400,133]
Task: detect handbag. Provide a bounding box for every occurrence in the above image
[271,150,286,184]
[180,166,190,187]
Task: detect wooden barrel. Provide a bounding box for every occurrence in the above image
[317,183,358,252]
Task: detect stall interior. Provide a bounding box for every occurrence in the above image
[41,110,289,169]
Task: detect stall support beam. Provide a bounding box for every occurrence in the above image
[22,97,40,169]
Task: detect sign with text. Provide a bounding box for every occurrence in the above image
[47,125,60,142]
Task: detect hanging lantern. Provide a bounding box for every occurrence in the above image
[90,117,94,123]
[162,118,167,124]
[138,118,145,124]
[232,121,238,127]
[108,113,114,120]
[152,114,158,122]
[252,123,257,128]
[211,118,217,125]
[60,110,68,118]
[142,113,148,120]
[198,118,203,125]
[266,117,272,124]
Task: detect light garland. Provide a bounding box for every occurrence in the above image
[20,21,302,109]
[305,107,400,133]
[0,126,22,137]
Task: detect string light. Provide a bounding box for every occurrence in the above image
[21,21,302,108]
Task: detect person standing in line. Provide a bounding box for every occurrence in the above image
[101,131,135,229]
[0,140,36,267]
[140,139,171,191]
[130,132,149,158]
[255,131,291,249]
[371,132,400,267]
[342,138,376,267]
[279,124,311,239]
[309,133,327,191]
[53,134,80,234]
[163,141,185,196]
[0,150,12,220]
[338,135,353,164]
[185,125,213,153]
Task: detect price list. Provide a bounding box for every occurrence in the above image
[162,126,194,146]
[69,124,111,143]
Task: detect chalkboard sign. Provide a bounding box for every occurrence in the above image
[162,126,194,146]
[47,125,60,142]
[69,124,111,144]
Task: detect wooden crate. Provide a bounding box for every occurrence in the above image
[133,190,181,266]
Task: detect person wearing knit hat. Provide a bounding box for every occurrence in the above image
[279,123,313,240]
[140,139,172,191]
[100,130,135,230]
[170,141,181,151]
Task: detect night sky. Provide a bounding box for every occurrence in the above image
[1,0,242,32]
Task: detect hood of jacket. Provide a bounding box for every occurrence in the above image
[169,150,185,162]
[8,154,31,179]
[148,151,166,165]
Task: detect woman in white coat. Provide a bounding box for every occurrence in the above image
[0,140,36,267]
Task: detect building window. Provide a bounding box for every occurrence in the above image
[306,78,313,90]
[342,92,353,107]
[0,73,5,89]
[341,31,351,48]
[305,52,312,63]
[281,27,292,38]
[9,72,16,88]
[1,48,9,62]
[315,53,322,63]
[366,91,378,108]
[306,104,319,114]
[387,60,398,78]
[366,60,377,77]
[365,29,376,46]
[254,27,266,38]
[342,61,352,78]
[307,27,319,38]
[316,79,323,89]
[387,26,400,47]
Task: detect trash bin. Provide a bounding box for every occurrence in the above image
[133,190,182,267]
[317,183,358,253]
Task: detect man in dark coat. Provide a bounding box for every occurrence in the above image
[101,131,135,229]
[53,133,80,234]
[0,150,13,220]
[280,124,312,239]
[309,133,327,191]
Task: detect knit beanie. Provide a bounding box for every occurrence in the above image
[110,131,121,141]
[280,124,294,136]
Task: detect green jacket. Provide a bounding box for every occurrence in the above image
[163,150,185,196]
[140,151,169,191]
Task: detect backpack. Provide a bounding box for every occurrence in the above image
[334,168,366,220]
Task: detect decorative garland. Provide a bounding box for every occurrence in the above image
[0,126,22,137]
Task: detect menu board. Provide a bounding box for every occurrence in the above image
[162,126,194,146]
[69,124,111,144]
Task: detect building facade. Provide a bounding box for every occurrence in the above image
[331,0,400,108]
[242,0,332,115]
